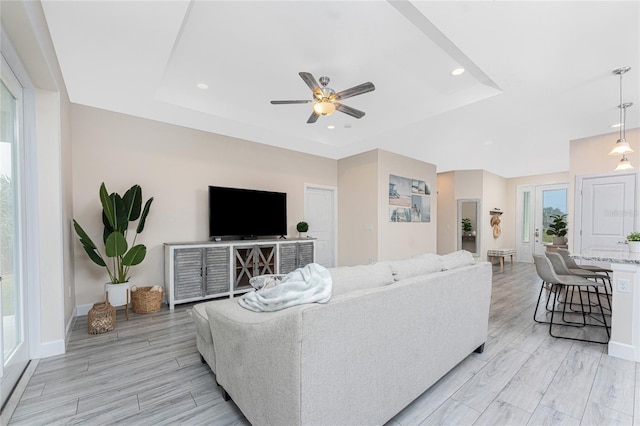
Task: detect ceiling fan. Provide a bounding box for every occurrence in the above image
[271,72,375,124]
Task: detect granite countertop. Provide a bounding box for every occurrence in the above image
[572,248,640,264]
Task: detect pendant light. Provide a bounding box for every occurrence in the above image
[615,155,634,171]
[609,67,634,161]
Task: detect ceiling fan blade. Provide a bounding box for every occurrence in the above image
[270,100,313,104]
[334,82,375,101]
[335,102,365,119]
[299,72,320,92]
[307,111,319,124]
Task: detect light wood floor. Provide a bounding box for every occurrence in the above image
[7,263,639,425]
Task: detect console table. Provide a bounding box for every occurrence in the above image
[572,249,640,362]
[164,239,315,309]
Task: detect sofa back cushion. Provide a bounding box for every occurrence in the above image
[441,250,475,270]
[329,263,394,297]
[385,253,443,282]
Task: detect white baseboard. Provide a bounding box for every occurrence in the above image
[608,341,636,362]
[75,303,93,317]
[38,339,65,358]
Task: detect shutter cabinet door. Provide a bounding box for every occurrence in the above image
[174,248,203,300]
[204,246,230,295]
[297,242,314,267]
[279,244,298,274]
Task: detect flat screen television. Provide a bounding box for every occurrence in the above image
[208,186,287,239]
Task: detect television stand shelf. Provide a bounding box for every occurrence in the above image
[164,238,315,309]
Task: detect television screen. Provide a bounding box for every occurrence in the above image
[209,186,287,239]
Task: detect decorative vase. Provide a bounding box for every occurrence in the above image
[105,282,131,307]
[471,231,476,236]
[299,232,307,239]
[552,236,567,245]
[629,241,640,253]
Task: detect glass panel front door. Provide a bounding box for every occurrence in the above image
[534,184,568,255]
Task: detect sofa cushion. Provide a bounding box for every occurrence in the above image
[385,253,443,282]
[329,263,394,297]
[441,250,475,270]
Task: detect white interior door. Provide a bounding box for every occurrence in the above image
[1,56,29,408]
[304,184,337,267]
[576,173,637,253]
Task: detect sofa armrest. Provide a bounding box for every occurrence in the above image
[205,299,307,425]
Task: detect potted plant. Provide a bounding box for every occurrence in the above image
[627,231,640,253]
[73,182,153,307]
[546,213,568,245]
[296,221,309,239]
[461,218,472,236]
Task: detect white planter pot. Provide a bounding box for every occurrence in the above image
[105,282,131,307]
[629,241,640,253]
[299,232,307,239]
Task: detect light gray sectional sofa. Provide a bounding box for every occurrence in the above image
[192,251,492,425]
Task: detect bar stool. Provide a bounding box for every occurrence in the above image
[546,251,612,313]
[557,248,613,296]
[557,248,613,276]
[532,254,610,344]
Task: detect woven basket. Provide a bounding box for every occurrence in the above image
[131,286,163,314]
[88,301,116,334]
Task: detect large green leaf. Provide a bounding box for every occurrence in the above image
[122,244,146,266]
[74,220,106,267]
[82,245,106,267]
[136,197,154,234]
[102,211,113,244]
[112,193,128,234]
[73,220,97,249]
[105,231,128,258]
[123,185,142,222]
[99,183,116,229]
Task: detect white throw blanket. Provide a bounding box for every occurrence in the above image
[238,263,332,312]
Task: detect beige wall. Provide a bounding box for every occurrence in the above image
[436,172,456,254]
[35,90,67,347]
[71,105,337,306]
[337,150,378,266]
[337,149,437,265]
[377,150,437,261]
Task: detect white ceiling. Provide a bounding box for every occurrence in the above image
[41,0,640,178]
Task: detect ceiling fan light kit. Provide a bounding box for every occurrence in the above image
[313,100,336,116]
[271,72,375,123]
[609,66,634,170]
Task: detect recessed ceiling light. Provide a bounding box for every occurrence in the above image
[327,125,335,130]
[196,83,209,90]
[451,67,465,76]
